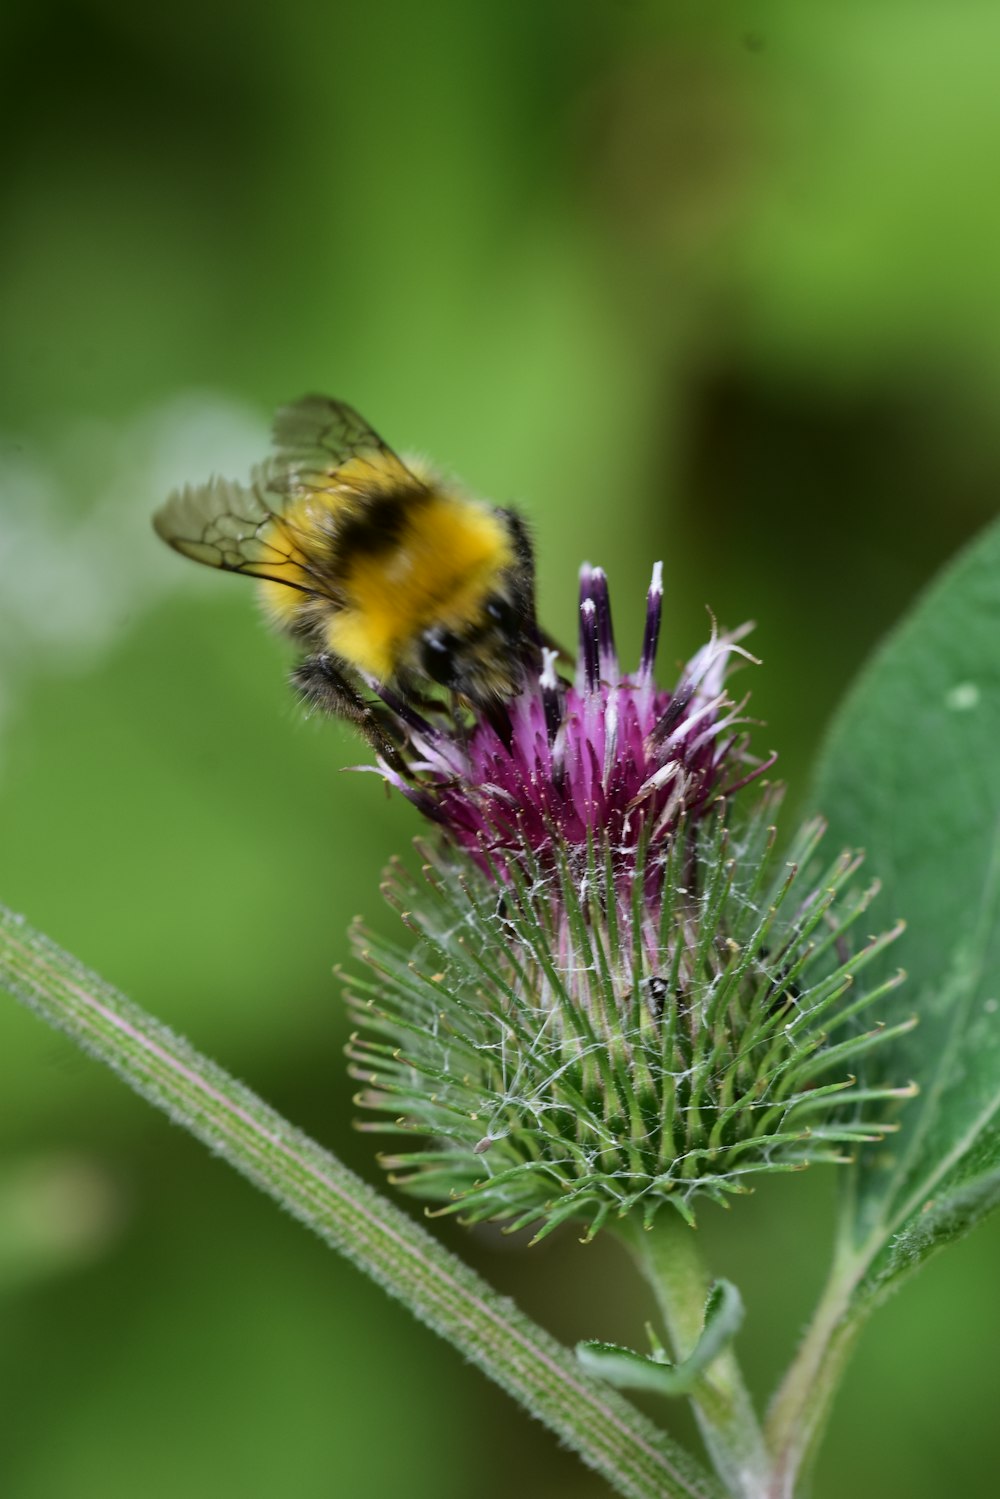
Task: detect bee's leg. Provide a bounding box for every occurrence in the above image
[292,653,406,770]
[497,507,536,618]
[498,506,534,575]
[496,507,568,665]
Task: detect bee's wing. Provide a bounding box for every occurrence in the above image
[153,396,422,591]
[271,394,421,495]
[152,466,315,589]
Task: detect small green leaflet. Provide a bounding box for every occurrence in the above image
[577,1280,744,1398]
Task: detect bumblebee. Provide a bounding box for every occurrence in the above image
[153,395,539,760]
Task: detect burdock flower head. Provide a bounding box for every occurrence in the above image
[346,565,912,1241]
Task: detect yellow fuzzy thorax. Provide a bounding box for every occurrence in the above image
[255,467,513,682]
[329,493,512,679]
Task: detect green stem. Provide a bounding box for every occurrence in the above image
[622,1212,771,1499]
[0,904,724,1499]
[763,1237,868,1499]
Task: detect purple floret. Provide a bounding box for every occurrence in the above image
[368,563,773,870]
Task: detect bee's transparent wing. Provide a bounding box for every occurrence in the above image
[153,468,312,588]
[271,394,421,495]
[153,395,422,589]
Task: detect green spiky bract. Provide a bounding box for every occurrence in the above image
[346,786,913,1243]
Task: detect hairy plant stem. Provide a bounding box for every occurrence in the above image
[763,1226,871,1499]
[0,905,725,1499]
[621,1213,772,1499]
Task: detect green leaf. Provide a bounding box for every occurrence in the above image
[578,1280,745,1397]
[811,517,1000,1300]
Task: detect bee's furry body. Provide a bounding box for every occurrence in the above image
[153,396,539,758]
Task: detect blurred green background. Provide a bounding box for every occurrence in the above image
[2,2,999,1495]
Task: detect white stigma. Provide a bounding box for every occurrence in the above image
[540,647,560,692]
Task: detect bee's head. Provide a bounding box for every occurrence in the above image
[418,592,532,705]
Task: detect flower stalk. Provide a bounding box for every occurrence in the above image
[621,1213,771,1499]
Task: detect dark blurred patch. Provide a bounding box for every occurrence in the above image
[674,357,995,637]
[0,0,264,174]
[578,45,768,267]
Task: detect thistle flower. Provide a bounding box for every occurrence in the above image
[345,565,913,1241]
